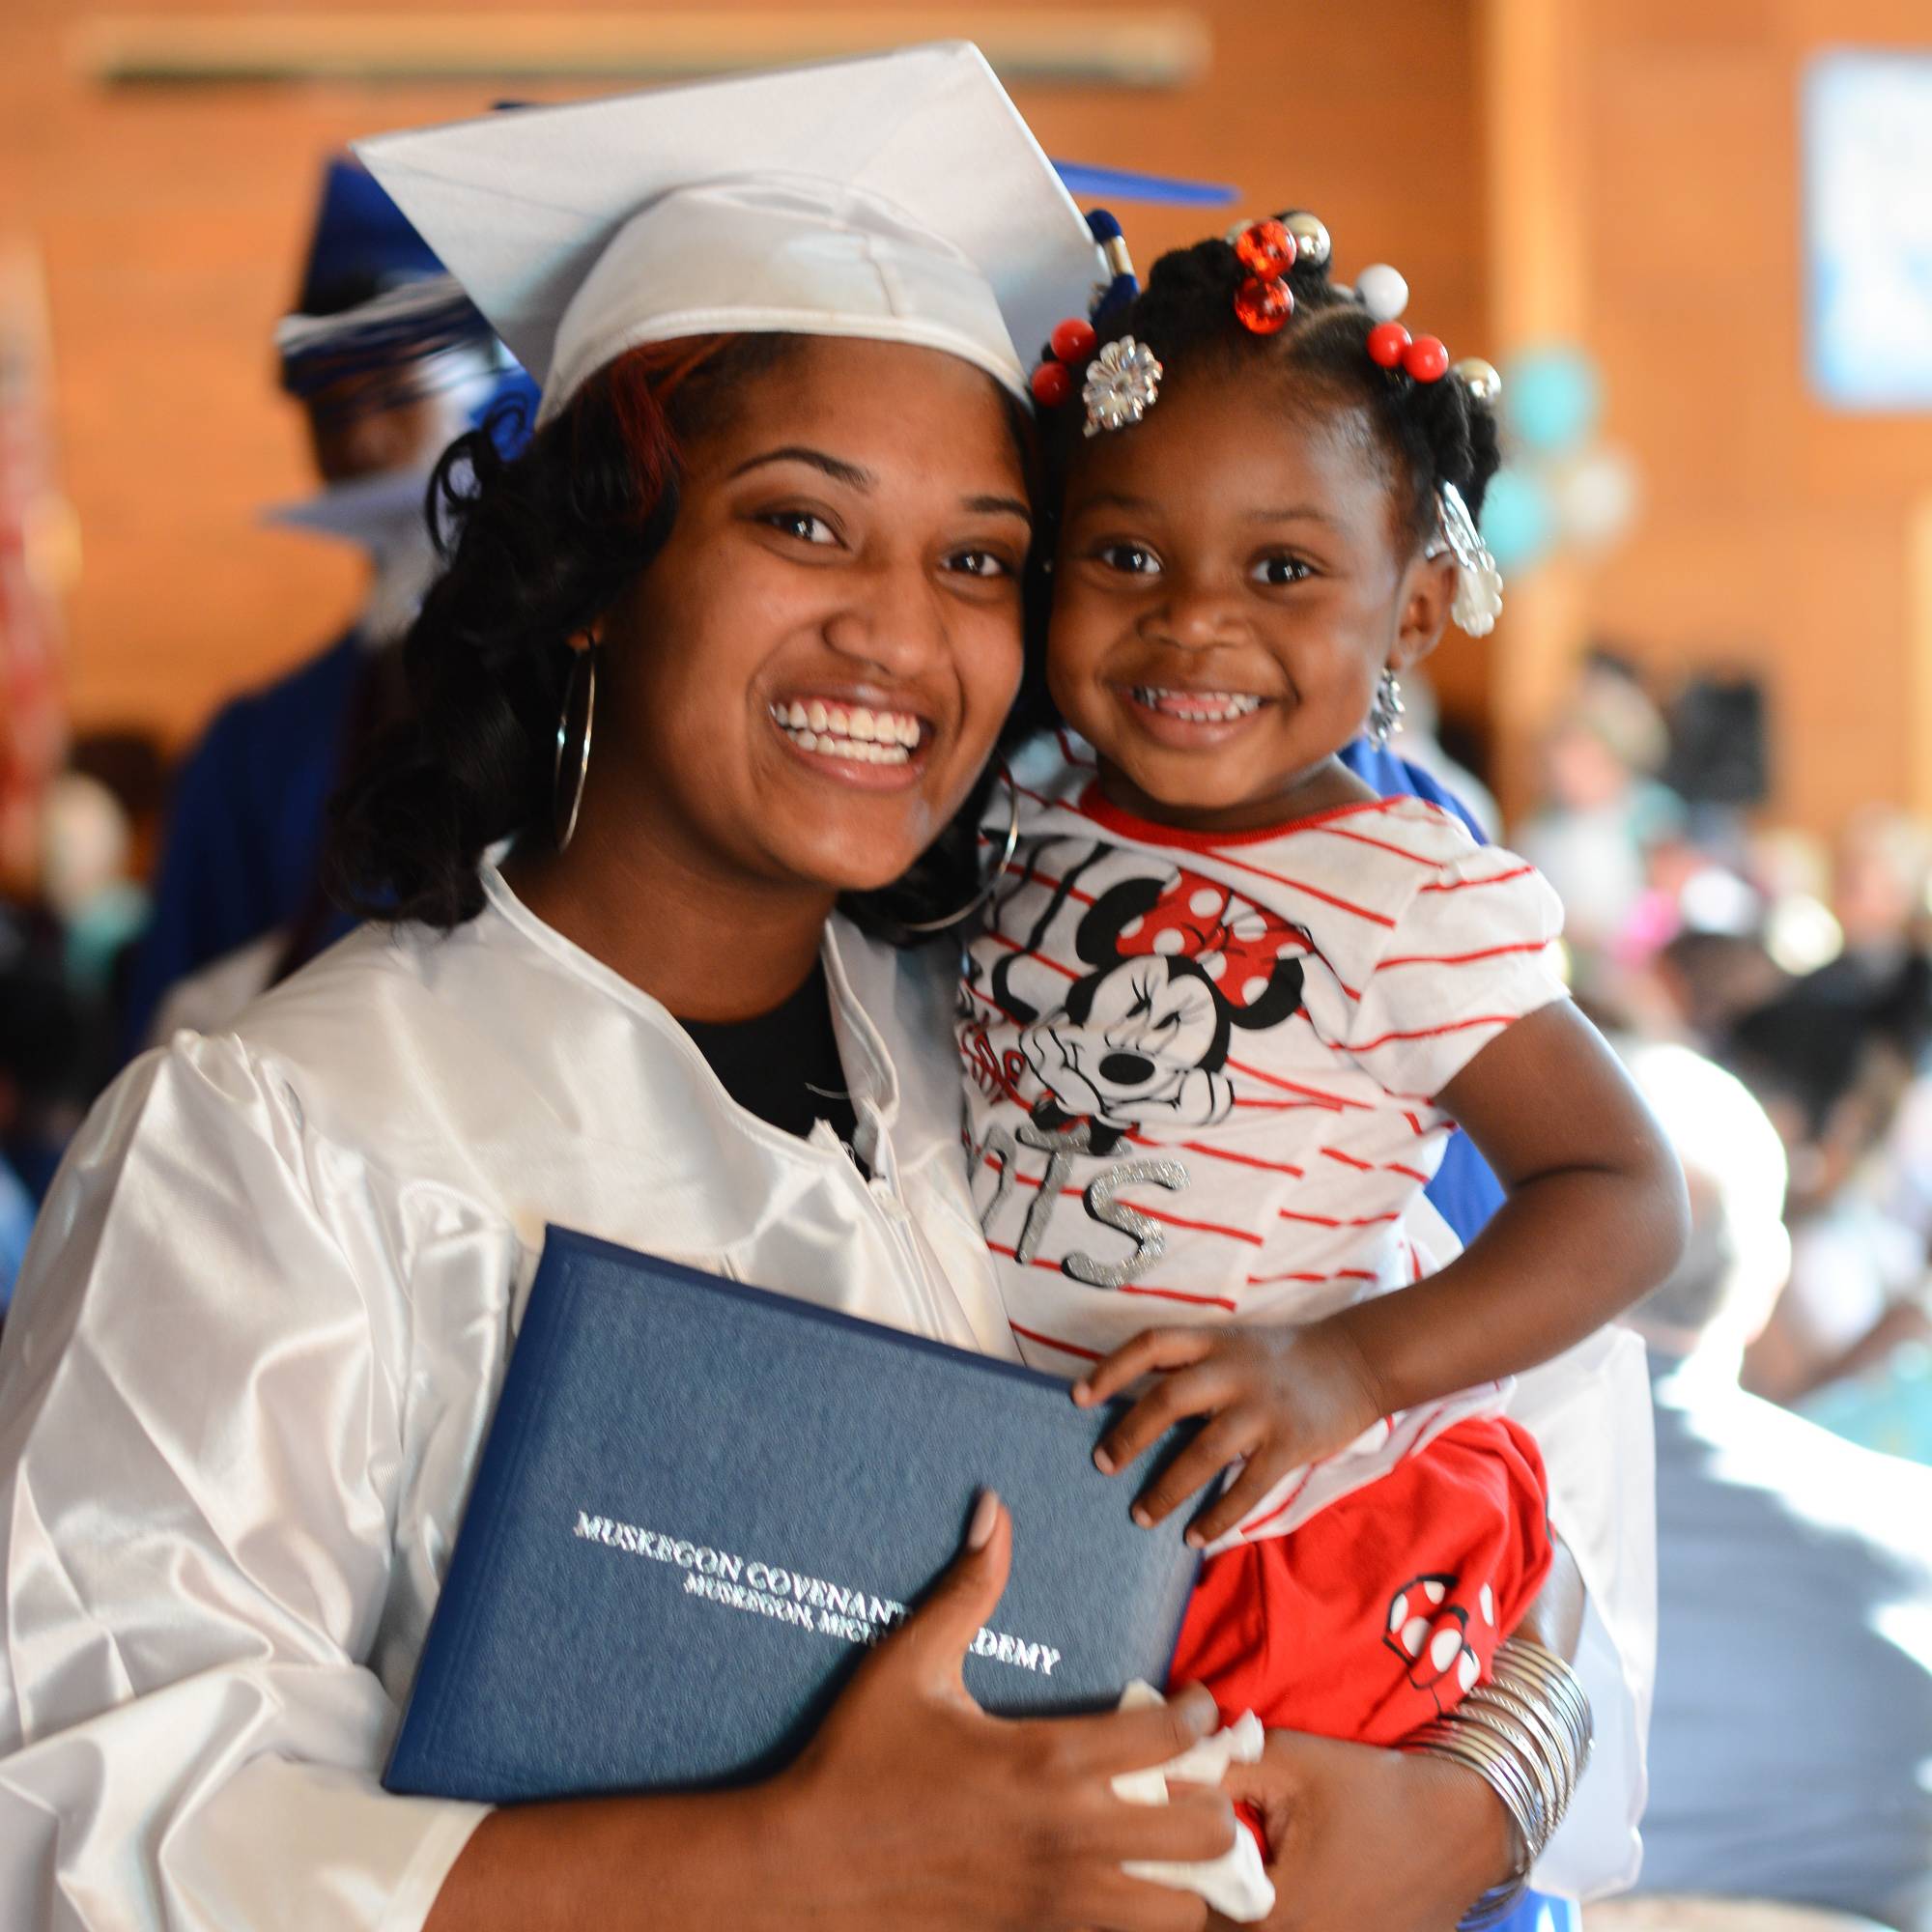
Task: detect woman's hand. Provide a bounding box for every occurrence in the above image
[1208,1729,1516,1932]
[775,1492,1236,1930]
[1203,1540,1584,1932]
[1073,1323,1386,1546]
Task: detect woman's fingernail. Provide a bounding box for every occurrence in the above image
[968,1491,1001,1550]
[1071,1380,1093,1405]
[1178,1686,1219,1734]
[1131,1504,1153,1529]
[1184,1528,1206,1549]
[1093,1446,1115,1475]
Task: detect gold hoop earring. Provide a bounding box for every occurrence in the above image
[553,645,597,851]
[901,765,1021,934]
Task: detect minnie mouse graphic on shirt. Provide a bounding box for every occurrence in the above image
[1014,860,1308,1152]
[1382,1571,1488,1710]
[961,838,1312,1287]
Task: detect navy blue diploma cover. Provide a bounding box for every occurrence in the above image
[384,1227,1200,1803]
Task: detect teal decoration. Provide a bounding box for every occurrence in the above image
[1505,346,1602,455]
[1478,467,1555,573]
[1801,1342,1932,1467]
[64,882,150,1000]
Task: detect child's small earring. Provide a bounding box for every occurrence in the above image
[1368,668,1406,746]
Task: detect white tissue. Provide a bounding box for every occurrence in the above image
[1112,1681,1277,1923]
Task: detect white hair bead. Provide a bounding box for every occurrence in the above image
[1356,263,1409,323]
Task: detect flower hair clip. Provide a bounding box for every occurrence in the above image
[1081,337,1163,436]
[1029,210,1165,436]
[1032,320,1165,438]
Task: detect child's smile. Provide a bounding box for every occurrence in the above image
[1047,367,1456,836]
[1122,681,1269,747]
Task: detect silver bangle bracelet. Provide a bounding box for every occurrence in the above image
[1496,1635,1594,1752]
[1465,1668,1581,1797]
[1399,1633,1594,1931]
[1408,1717,1548,1847]
[1403,1720,1541,1924]
[1453,1698,1562,1826]
[1463,1680,1576,1817]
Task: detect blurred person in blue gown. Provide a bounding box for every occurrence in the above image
[0,1158,27,1320]
[120,156,532,1055]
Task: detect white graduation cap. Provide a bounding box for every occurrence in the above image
[355,43,1100,427]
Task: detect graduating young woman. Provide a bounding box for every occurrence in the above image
[0,47,1651,1932]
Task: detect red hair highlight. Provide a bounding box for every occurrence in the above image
[576,334,745,525]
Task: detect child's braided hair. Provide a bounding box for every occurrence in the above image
[1046,213,1502,551]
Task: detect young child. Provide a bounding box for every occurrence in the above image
[956,213,1686,1800]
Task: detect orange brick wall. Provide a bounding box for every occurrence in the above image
[1557,0,1932,833]
[4,0,1492,754]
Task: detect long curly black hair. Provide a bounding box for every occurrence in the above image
[1042,213,1503,549]
[326,334,1041,942]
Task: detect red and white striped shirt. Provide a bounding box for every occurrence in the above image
[958,734,1571,1541]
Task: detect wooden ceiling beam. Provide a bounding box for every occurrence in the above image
[72,11,1211,89]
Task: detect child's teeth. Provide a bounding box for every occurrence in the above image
[1134,686,1262,723]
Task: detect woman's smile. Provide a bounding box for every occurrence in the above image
[766,687,934,785]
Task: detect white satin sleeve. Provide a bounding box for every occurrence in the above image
[0,1037,489,1931]
[1503,1323,1657,1901]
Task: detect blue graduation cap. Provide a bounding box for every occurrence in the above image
[283,153,528,435]
[297,155,447,318]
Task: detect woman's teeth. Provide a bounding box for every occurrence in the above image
[771,700,922,765]
[1132,687,1264,723]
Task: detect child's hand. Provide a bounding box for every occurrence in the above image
[1072,1321,1388,1548]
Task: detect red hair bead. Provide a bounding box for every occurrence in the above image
[1367,322,1411,368]
[1030,360,1072,407]
[1235,274,1294,334]
[1403,334,1449,382]
[1049,316,1098,363]
[1235,218,1296,282]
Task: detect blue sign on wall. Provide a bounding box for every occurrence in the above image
[1805,50,1932,411]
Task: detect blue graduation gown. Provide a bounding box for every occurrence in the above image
[121,632,365,1057]
[1337,737,1507,1243]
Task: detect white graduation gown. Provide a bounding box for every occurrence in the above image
[0,867,1654,1927]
